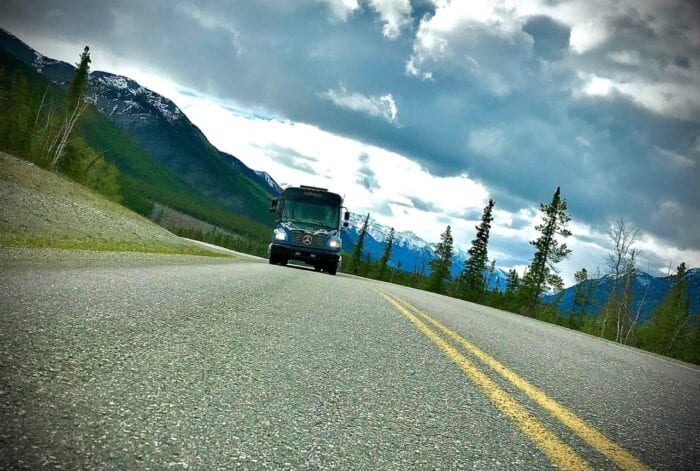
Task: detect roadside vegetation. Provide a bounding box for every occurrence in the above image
[341,189,700,365]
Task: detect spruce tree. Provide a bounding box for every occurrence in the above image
[66,46,91,114]
[570,268,595,328]
[500,269,521,311]
[350,213,370,274]
[637,263,691,358]
[426,225,454,294]
[519,187,572,316]
[376,227,395,280]
[458,199,495,301]
[505,269,520,295]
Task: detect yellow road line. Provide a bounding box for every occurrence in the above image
[381,290,649,471]
[378,292,593,471]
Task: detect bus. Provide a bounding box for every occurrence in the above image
[268,185,349,275]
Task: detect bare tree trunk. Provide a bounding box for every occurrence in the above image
[34,85,49,127]
[624,276,650,345]
[50,100,87,168]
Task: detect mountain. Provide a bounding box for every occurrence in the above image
[543,268,700,323]
[341,213,509,289]
[0,29,282,226]
[0,31,272,241]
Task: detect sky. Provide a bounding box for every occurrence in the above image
[1,0,699,285]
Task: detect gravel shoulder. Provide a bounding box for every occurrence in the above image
[0,152,223,257]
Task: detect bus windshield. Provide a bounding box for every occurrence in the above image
[282,198,339,230]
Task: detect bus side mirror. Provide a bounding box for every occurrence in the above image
[344,211,350,221]
[270,198,277,213]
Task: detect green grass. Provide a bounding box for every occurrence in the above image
[0,233,230,257]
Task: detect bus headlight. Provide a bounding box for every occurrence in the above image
[274,229,287,241]
[329,239,341,249]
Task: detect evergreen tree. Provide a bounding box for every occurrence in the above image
[50,46,91,168]
[350,213,370,274]
[459,199,495,301]
[376,227,395,280]
[66,46,91,115]
[519,187,572,316]
[637,263,692,358]
[570,268,596,328]
[505,269,520,295]
[426,225,454,294]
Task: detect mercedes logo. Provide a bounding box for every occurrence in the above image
[302,234,313,246]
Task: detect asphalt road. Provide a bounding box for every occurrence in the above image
[1,252,698,469]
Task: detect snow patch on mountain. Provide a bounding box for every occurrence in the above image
[32,51,60,73]
[256,171,283,194]
[90,72,182,124]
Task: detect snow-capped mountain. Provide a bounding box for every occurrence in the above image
[0,28,282,205]
[342,213,509,289]
[89,72,183,124]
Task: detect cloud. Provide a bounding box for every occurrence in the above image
[523,15,570,60]
[367,0,413,39]
[355,153,379,191]
[319,83,398,122]
[467,127,505,158]
[319,0,360,22]
[654,146,695,169]
[408,196,440,213]
[264,145,319,175]
[406,0,533,95]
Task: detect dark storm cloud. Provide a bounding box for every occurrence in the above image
[2,0,698,251]
[523,15,570,60]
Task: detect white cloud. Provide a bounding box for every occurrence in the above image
[569,19,608,54]
[405,0,532,95]
[319,84,398,122]
[366,0,413,39]
[581,74,614,97]
[654,146,696,169]
[607,49,641,66]
[319,0,360,22]
[577,72,700,120]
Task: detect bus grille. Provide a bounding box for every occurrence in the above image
[291,231,326,248]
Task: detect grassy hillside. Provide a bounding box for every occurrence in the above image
[0,152,222,255]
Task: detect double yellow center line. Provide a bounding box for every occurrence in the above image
[376,289,649,471]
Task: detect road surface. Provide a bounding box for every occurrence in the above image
[1,251,698,469]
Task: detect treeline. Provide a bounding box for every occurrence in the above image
[342,189,699,364]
